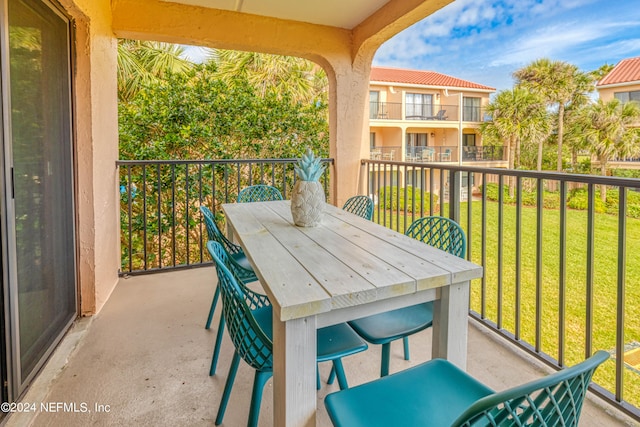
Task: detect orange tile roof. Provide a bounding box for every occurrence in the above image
[597,57,640,86]
[370,66,495,91]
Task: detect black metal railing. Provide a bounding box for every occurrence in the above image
[362,158,640,422]
[116,155,640,421]
[405,145,458,162]
[370,102,402,120]
[370,146,401,161]
[461,145,507,161]
[117,158,333,275]
[370,102,488,123]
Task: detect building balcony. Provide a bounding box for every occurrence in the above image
[370,102,488,123]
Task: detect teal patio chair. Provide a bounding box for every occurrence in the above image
[207,241,368,427]
[237,184,283,202]
[325,350,609,427]
[200,205,258,375]
[348,216,466,377]
[342,195,374,220]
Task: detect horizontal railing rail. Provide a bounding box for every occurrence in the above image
[362,158,640,422]
[117,158,333,275]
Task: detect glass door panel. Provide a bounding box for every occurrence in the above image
[7,0,76,385]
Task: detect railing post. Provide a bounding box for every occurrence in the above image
[449,170,461,223]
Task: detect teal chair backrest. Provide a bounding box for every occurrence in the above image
[342,195,374,220]
[452,350,609,426]
[237,185,283,203]
[200,206,242,256]
[405,216,466,258]
[207,241,273,371]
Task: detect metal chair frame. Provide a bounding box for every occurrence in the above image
[342,195,374,220]
[349,216,466,377]
[324,351,609,427]
[208,241,367,427]
[237,184,283,203]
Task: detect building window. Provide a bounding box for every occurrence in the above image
[463,133,476,146]
[614,91,640,103]
[463,97,481,121]
[370,132,376,149]
[370,91,382,119]
[406,132,428,148]
[405,93,433,119]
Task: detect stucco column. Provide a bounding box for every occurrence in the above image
[65,0,121,315]
[324,58,373,208]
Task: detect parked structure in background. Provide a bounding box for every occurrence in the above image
[597,56,640,104]
[596,56,640,167]
[367,67,506,200]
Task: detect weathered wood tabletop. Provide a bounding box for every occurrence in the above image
[222,200,483,427]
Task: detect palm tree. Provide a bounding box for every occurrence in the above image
[481,87,550,171]
[579,99,640,201]
[514,59,594,172]
[213,50,328,104]
[117,40,193,102]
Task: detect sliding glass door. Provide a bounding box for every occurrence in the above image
[2,0,76,399]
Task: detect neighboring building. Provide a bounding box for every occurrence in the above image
[367,66,504,199]
[596,56,640,166]
[596,56,640,103]
[368,66,501,165]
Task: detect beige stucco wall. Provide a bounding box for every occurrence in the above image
[59,0,120,315]
[598,83,640,102]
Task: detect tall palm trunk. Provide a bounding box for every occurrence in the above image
[599,155,608,202]
[537,138,544,171]
[508,136,517,197]
[557,104,565,171]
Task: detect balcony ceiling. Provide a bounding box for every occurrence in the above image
[161,0,390,29]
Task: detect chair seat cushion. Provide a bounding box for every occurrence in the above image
[251,307,367,361]
[324,359,494,427]
[348,302,433,344]
[230,252,254,272]
[317,323,368,362]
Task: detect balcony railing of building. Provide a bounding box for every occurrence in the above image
[117,156,640,422]
[117,158,333,275]
[403,145,507,163]
[369,102,402,120]
[363,158,640,422]
[371,102,489,123]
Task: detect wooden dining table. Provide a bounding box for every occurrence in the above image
[222,200,483,427]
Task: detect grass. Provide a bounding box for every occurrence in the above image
[375,200,640,407]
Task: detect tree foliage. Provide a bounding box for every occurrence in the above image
[514,58,594,171]
[214,50,328,105]
[569,99,640,200]
[117,40,193,102]
[119,61,329,161]
[481,87,550,171]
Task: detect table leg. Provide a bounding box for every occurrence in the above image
[432,281,470,370]
[273,315,317,427]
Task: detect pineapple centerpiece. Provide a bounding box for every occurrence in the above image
[291,148,326,227]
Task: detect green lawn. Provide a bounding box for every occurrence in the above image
[376,201,640,407]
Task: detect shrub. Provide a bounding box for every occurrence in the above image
[566,188,607,213]
[481,183,560,210]
[378,186,437,213]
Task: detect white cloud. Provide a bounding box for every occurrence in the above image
[373,0,640,91]
[488,23,606,67]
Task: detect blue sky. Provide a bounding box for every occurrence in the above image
[374,0,640,92]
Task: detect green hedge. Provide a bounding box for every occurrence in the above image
[378,186,438,213]
[481,183,640,218]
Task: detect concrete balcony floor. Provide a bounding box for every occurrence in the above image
[8,268,638,427]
